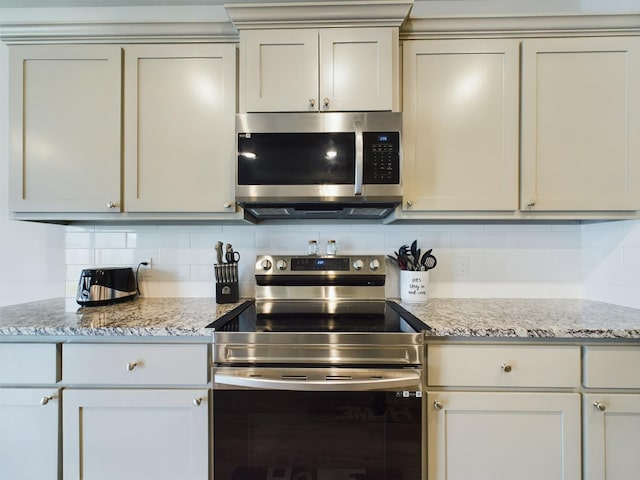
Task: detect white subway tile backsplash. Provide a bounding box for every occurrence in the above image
[62,219,639,305]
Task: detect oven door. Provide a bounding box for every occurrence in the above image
[213,367,425,480]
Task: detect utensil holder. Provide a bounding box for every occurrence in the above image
[400,270,429,304]
[214,263,239,304]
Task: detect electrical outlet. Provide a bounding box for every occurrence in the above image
[455,256,469,277]
[138,258,152,278]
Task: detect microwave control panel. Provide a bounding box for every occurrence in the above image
[362,132,400,184]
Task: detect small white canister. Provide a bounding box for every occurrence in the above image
[400,270,430,304]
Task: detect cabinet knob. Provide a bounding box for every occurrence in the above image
[593,401,607,412]
[433,400,443,410]
[406,200,414,208]
[526,200,536,208]
[106,201,119,209]
[501,363,513,373]
[193,397,203,407]
[223,202,232,209]
[308,98,316,107]
[40,395,54,406]
[323,97,330,107]
[126,362,138,371]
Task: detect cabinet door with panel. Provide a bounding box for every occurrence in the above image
[0,344,60,480]
[0,388,60,480]
[241,28,396,112]
[427,391,581,480]
[583,393,640,480]
[402,39,519,211]
[521,37,640,211]
[583,345,640,480]
[124,44,237,212]
[9,45,122,213]
[63,388,209,480]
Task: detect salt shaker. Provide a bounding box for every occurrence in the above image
[308,240,318,255]
[326,240,338,256]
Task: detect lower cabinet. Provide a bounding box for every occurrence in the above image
[582,346,640,480]
[62,388,209,480]
[583,393,640,480]
[426,344,582,480]
[0,388,60,480]
[427,391,581,480]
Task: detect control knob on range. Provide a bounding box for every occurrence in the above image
[369,259,381,271]
[353,259,364,271]
[260,259,272,271]
[276,259,288,271]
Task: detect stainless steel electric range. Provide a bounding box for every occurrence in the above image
[207,254,428,480]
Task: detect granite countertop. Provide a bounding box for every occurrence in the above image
[398,298,640,340]
[0,297,639,340]
[0,297,243,338]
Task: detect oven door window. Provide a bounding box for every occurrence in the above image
[237,133,355,185]
[214,390,422,480]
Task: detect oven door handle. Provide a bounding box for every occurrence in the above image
[214,368,421,391]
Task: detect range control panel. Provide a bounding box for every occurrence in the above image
[363,132,400,184]
[255,255,385,275]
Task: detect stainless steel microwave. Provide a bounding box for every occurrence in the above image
[235,112,402,221]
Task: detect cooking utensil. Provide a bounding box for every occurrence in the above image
[420,249,437,271]
[225,244,240,263]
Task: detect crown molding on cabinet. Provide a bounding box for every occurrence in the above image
[0,21,238,44]
[224,1,414,29]
[401,13,640,39]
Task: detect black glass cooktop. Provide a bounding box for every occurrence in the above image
[208,300,428,334]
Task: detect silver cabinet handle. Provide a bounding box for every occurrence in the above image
[406,200,414,208]
[126,362,138,371]
[41,395,54,406]
[433,400,443,410]
[309,98,316,107]
[501,363,513,373]
[106,202,119,209]
[526,200,536,208]
[223,202,232,209]
[323,97,330,107]
[193,397,203,407]
[593,401,607,412]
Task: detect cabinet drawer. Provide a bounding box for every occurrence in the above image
[63,344,208,385]
[0,344,59,384]
[427,344,580,388]
[583,346,640,388]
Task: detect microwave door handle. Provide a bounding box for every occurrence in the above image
[354,120,363,195]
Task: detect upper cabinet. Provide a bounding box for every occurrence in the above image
[123,44,236,213]
[521,37,640,212]
[9,43,239,219]
[402,39,520,211]
[240,28,398,112]
[400,33,640,219]
[9,45,122,213]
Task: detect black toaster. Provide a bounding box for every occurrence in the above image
[76,267,137,307]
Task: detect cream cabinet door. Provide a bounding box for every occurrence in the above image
[402,39,519,211]
[9,45,122,213]
[241,29,319,112]
[124,44,236,212]
[63,388,209,480]
[427,391,581,480]
[241,28,396,112]
[0,388,59,480]
[583,394,640,480]
[521,37,640,211]
[319,27,395,112]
